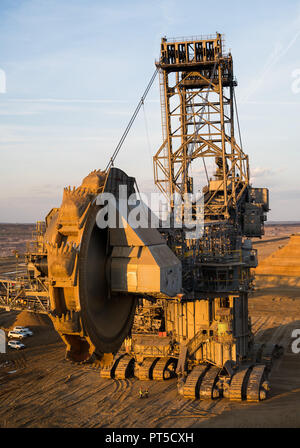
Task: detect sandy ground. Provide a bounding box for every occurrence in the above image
[0,224,299,428]
[0,223,35,258]
[0,223,34,279]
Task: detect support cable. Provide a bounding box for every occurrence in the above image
[233,89,243,151]
[142,102,153,166]
[105,68,158,172]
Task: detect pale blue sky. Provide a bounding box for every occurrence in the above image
[0,0,300,222]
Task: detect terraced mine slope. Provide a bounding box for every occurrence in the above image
[255,234,300,289]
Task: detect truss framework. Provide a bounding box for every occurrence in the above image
[153,34,249,220]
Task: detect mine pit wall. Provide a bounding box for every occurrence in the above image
[255,234,300,289]
[255,275,300,289]
[165,293,249,367]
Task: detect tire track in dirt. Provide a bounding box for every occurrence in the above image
[98,380,177,427]
[269,317,291,345]
[254,315,274,340]
[251,316,264,334]
[149,396,230,427]
[112,379,133,402]
[7,370,118,427]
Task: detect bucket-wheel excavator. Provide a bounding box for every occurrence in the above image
[22,34,283,402]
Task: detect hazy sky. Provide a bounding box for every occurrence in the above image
[0,0,300,222]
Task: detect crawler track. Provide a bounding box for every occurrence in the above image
[229,367,252,401]
[100,354,125,379]
[199,367,221,400]
[246,365,268,402]
[151,358,177,381]
[135,357,159,380]
[182,365,209,399]
[114,356,135,379]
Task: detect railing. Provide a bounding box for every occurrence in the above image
[191,249,243,265]
[164,34,223,43]
[187,330,208,357]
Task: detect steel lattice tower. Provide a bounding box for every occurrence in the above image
[154,33,249,221]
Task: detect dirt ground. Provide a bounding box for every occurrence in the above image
[0,224,299,428]
[0,223,35,278]
[0,223,35,257]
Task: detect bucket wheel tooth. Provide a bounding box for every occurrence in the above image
[152,357,177,381]
[135,357,160,380]
[114,355,135,379]
[44,168,137,363]
[199,366,221,400]
[229,366,253,401]
[246,364,268,402]
[182,364,209,399]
